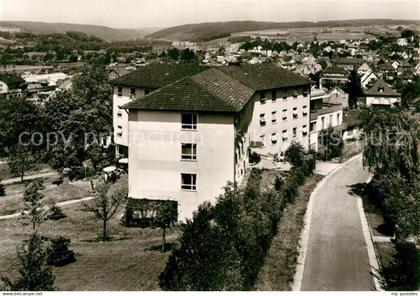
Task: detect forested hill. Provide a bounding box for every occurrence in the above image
[146,19,419,41]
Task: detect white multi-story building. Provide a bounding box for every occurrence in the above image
[111,64,206,157]
[122,64,311,219]
[308,88,344,152]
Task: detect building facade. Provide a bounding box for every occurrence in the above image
[123,64,311,219]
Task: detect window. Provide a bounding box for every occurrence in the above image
[181,173,196,190]
[144,89,150,95]
[117,132,122,137]
[260,113,266,126]
[293,107,298,119]
[271,90,277,102]
[117,125,122,129]
[293,91,298,98]
[321,117,325,129]
[329,114,333,127]
[283,96,288,101]
[181,143,197,160]
[337,113,340,123]
[271,133,277,144]
[181,113,197,130]
[130,88,136,97]
[117,86,122,96]
[293,127,297,138]
[282,109,287,121]
[117,111,122,118]
[271,111,277,123]
[260,134,265,145]
[310,122,316,132]
[260,91,266,104]
[282,130,288,141]
[302,125,308,136]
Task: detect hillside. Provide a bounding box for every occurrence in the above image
[0,21,159,41]
[147,19,420,41]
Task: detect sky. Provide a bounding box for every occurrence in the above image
[1,0,419,29]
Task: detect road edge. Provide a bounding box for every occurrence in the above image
[357,174,384,291]
[291,153,363,291]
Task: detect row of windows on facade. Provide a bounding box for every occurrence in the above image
[259,106,308,126]
[259,89,309,104]
[117,86,150,97]
[260,125,308,145]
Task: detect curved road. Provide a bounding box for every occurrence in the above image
[301,154,375,291]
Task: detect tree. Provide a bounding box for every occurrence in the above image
[0,96,40,156]
[318,127,343,160]
[1,233,55,291]
[82,181,127,241]
[361,108,419,181]
[7,145,38,182]
[155,201,178,252]
[285,141,305,167]
[346,69,363,109]
[167,48,180,60]
[180,48,196,62]
[20,180,47,231]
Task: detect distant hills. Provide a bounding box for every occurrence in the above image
[0,21,159,41]
[1,19,418,42]
[146,19,420,41]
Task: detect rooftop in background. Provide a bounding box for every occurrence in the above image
[218,64,311,91]
[323,65,349,76]
[364,78,400,97]
[110,64,207,89]
[333,57,365,66]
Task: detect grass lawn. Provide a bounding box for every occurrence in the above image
[0,178,91,216]
[253,174,323,291]
[0,201,176,290]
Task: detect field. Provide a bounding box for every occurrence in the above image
[0,201,176,290]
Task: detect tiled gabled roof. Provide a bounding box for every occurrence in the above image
[192,68,254,111]
[123,65,311,113]
[217,64,311,90]
[122,76,236,113]
[323,65,349,76]
[110,63,207,89]
[364,78,400,97]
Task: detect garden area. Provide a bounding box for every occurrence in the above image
[0,191,176,290]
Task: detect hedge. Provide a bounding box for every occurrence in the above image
[159,157,316,290]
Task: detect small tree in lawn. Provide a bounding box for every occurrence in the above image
[155,201,178,252]
[0,180,5,196]
[285,141,305,167]
[7,145,37,182]
[82,181,128,241]
[1,233,55,291]
[20,180,47,231]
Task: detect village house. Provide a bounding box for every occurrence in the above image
[121,64,311,219]
[360,71,378,89]
[364,78,401,107]
[320,65,349,89]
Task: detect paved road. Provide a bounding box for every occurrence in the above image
[301,154,375,291]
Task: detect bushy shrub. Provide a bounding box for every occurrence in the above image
[47,205,66,220]
[383,241,420,290]
[274,176,283,191]
[47,237,76,267]
[302,158,316,176]
[285,142,305,167]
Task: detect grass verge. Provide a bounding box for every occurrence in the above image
[253,174,323,290]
